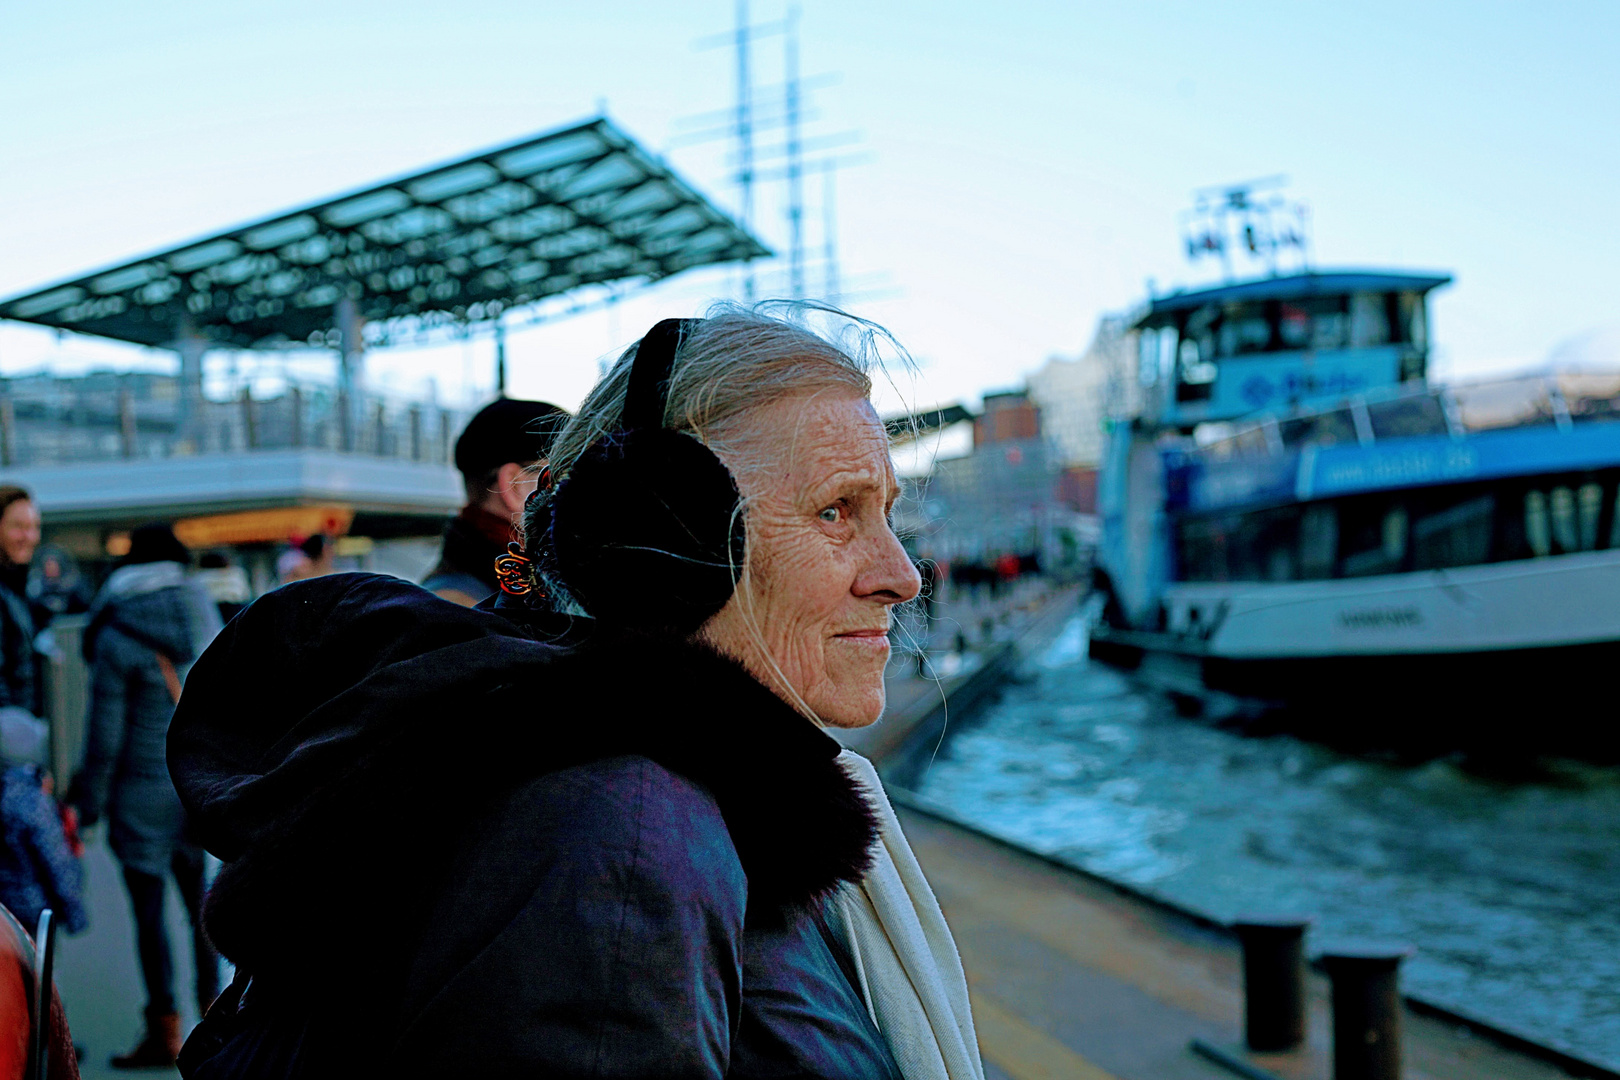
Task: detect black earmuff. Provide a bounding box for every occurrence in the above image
[549,318,748,634]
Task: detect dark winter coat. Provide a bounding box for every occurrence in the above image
[74,562,222,876]
[0,764,87,934]
[0,568,41,716]
[169,573,902,1080]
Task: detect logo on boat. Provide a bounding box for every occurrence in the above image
[1338,606,1424,629]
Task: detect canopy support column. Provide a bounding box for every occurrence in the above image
[174,324,208,454]
[336,294,365,451]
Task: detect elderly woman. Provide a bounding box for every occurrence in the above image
[169,311,984,1079]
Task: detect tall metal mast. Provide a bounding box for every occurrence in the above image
[784,6,805,299]
[821,159,839,303]
[735,0,757,301]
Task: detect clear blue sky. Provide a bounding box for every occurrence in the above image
[3,1,1616,415]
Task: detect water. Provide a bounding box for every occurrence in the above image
[911,617,1620,1070]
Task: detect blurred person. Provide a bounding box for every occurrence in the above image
[32,544,92,618]
[278,533,335,583]
[70,523,223,1070]
[421,397,568,606]
[169,312,983,1079]
[0,756,88,939]
[0,487,44,719]
[195,552,250,623]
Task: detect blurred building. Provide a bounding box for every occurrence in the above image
[915,390,1076,566]
[1024,313,1135,515]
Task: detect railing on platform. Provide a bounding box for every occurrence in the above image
[42,616,89,788]
[0,371,467,469]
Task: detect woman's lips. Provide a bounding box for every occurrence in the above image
[834,629,890,649]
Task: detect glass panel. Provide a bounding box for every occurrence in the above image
[1406,293,1427,349]
[1578,482,1603,550]
[1451,378,1560,432]
[1299,503,1338,578]
[1550,487,1577,552]
[1525,490,1551,557]
[1382,506,1408,563]
[1308,304,1347,351]
[1366,394,1449,440]
[1412,495,1494,570]
[1278,408,1359,451]
[1278,302,1311,349]
[1176,517,1230,582]
[1350,292,1390,347]
[1555,373,1620,422]
[1221,306,1272,356]
[1339,499,1407,576]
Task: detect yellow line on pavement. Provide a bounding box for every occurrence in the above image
[972,990,1121,1080]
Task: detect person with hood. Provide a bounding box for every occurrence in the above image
[420,396,568,606]
[170,311,985,1080]
[72,523,223,1070]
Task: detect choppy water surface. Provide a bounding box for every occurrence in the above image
[912,618,1620,1070]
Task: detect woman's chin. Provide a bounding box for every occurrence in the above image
[813,685,886,729]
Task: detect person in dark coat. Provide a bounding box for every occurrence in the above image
[420,397,568,606]
[0,486,44,718]
[72,523,223,1070]
[170,312,982,1079]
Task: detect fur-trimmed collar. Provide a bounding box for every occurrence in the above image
[171,573,877,971]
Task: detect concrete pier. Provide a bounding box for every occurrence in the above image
[903,804,1582,1080]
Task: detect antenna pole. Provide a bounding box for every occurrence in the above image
[735,0,756,301]
[785,6,805,300]
[821,158,840,303]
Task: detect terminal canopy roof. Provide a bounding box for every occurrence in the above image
[0,118,769,349]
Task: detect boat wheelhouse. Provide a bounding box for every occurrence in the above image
[1092,267,1620,756]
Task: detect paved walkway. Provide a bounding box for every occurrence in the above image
[902,804,1582,1080]
[54,835,207,1079]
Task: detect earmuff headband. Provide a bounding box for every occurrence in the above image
[550,315,745,633]
[623,318,700,431]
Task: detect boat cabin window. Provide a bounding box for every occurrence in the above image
[1277,407,1361,449]
[1173,470,1620,583]
[1365,394,1449,440]
[1158,289,1430,406]
[1137,327,1176,387]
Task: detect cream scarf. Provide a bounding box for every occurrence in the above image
[827,750,986,1080]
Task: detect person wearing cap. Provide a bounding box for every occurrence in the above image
[422,398,568,606]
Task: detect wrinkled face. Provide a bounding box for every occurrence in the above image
[703,390,922,728]
[0,500,40,567]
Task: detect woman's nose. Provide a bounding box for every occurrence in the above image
[856,529,922,605]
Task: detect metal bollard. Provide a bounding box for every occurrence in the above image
[1233,917,1309,1051]
[1321,943,1413,1080]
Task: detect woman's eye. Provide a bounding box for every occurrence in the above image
[819,506,842,524]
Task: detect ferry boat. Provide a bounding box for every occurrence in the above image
[1089,258,1620,757]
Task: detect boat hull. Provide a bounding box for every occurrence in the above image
[1090,551,1620,759]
